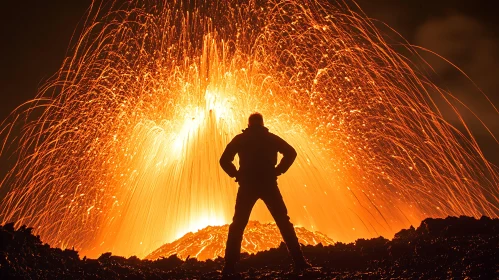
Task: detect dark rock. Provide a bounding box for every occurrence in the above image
[0,216,498,279]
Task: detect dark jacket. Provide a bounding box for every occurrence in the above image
[219,125,297,184]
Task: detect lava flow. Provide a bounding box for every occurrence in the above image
[146,221,334,261]
[0,0,498,259]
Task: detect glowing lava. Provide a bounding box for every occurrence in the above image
[0,0,498,259]
[146,221,334,261]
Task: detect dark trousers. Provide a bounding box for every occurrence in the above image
[224,181,305,264]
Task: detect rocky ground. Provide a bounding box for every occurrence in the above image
[1,216,498,279]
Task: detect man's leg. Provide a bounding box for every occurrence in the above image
[224,186,258,267]
[261,183,309,267]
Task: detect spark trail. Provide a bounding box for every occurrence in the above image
[0,0,498,258]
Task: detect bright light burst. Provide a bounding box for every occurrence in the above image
[1,0,498,258]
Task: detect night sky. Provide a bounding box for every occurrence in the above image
[0,1,498,165]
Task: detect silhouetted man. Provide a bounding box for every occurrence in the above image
[219,113,310,275]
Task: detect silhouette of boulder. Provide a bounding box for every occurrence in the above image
[0,216,498,279]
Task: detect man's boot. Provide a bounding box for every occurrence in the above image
[293,257,312,272]
[221,261,236,276]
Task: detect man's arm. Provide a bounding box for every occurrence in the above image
[274,135,297,176]
[219,137,239,178]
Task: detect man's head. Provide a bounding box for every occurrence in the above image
[248,112,264,127]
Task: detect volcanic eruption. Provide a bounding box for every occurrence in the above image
[145,221,334,261]
[0,0,498,259]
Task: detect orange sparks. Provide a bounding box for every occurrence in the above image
[0,0,498,259]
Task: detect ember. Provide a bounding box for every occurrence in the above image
[0,0,497,258]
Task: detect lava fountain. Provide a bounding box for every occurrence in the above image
[0,0,498,258]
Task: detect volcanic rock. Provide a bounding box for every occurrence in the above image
[0,216,497,279]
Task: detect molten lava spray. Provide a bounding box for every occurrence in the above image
[0,0,498,258]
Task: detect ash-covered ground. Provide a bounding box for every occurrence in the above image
[1,216,498,279]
